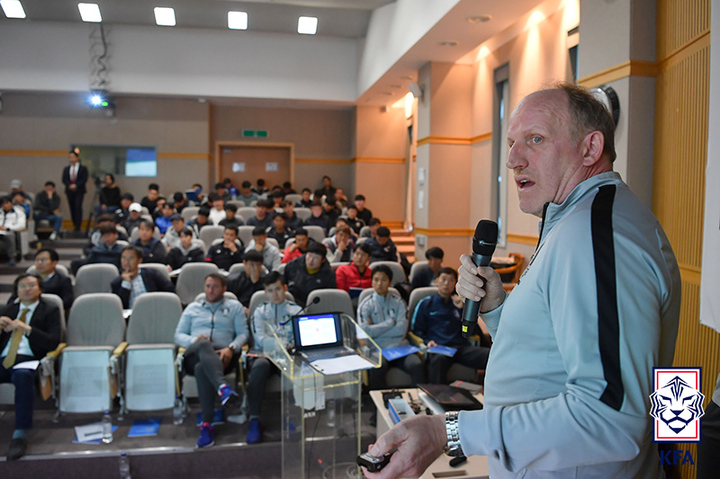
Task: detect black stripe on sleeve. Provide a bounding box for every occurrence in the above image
[591,184,624,411]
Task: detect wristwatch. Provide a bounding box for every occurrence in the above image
[444,411,464,457]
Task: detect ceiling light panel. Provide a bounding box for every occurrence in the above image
[228,11,247,30]
[1,0,26,19]
[297,16,318,35]
[154,7,176,27]
[78,3,102,23]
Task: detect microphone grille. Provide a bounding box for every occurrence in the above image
[474,220,498,242]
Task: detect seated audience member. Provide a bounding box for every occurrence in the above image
[296,188,313,208]
[155,202,176,235]
[325,225,354,263]
[304,200,329,234]
[314,175,336,199]
[9,179,31,203]
[412,247,445,288]
[219,203,243,229]
[12,193,30,219]
[174,274,246,448]
[97,173,121,215]
[227,250,266,308]
[133,220,166,264]
[122,202,144,236]
[33,248,74,310]
[0,273,61,461]
[246,272,301,443]
[207,193,226,226]
[282,200,303,231]
[270,191,285,214]
[367,226,398,263]
[411,267,490,384]
[334,218,357,242]
[282,181,296,195]
[84,214,126,256]
[358,265,424,389]
[206,226,244,271]
[354,194,373,226]
[164,214,190,250]
[344,205,365,235]
[323,197,341,226]
[151,197,167,221]
[111,245,175,309]
[33,181,63,241]
[335,243,373,294]
[245,227,282,272]
[215,182,233,204]
[188,206,211,237]
[173,192,189,213]
[282,227,312,264]
[113,193,134,226]
[252,178,270,197]
[246,199,274,229]
[284,242,336,307]
[223,178,239,198]
[237,181,258,207]
[166,228,204,271]
[333,188,348,209]
[267,213,293,249]
[140,183,160,215]
[190,183,205,205]
[71,223,123,274]
[361,217,381,239]
[0,196,27,267]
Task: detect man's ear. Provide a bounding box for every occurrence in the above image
[581,130,605,166]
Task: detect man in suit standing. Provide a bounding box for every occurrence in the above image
[0,273,62,460]
[111,245,175,309]
[61,148,88,232]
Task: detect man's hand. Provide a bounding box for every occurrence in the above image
[0,316,12,331]
[0,226,6,231]
[288,244,298,253]
[69,184,77,191]
[2,318,31,333]
[426,340,438,348]
[217,347,233,368]
[363,414,446,479]
[337,237,349,251]
[225,240,238,252]
[456,254,506,313]
[195,334,210,343]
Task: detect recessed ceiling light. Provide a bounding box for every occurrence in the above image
[382,92,392,96]
[1,0,26,19]
[401,75,414,81]
[439,41,458,47]
[390,84,402,89]
[467,15,492,24]
[78,3,102,23]
[228,11,247,30]
[154,7,176,27]
[298,16,318,35]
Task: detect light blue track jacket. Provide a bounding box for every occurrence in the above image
[174,297,249,351]
[252,299,302,349]
[460,173,681,478]
[357,290,408,349]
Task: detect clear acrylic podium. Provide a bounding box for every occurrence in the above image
[263,314,381,479]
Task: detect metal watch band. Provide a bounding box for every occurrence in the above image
[444,411,464,457]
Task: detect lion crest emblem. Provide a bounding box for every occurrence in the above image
[650,376,705,434]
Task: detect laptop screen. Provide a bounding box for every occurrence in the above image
[294,313,342,350]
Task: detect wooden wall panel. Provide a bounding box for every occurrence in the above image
[657,0,710,60]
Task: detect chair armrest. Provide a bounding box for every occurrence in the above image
[46,343,67,359]
[113,342,128,357]
[407,332,424,347]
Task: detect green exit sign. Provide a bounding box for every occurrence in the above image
[242,129,269,138]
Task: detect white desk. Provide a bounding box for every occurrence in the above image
[369,389,489,479]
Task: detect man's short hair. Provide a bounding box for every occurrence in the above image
[215,182,225,190]
[282,200,295,207]
[354,194,366,201]
[244,250,264,264]
[252,226,267,236]
[121,192,135,202]
[36,247,59,262]
[223,177,232,184]
[170,214,184,222]
[0,196,11,205]
[322,175,331,181]
[13,273,43,296]
[224,203,238,212]
[274,213,287,221]
[97,214,115,224]
[556,83,617,162]
[325,197,337,207]
[148,183,159,191]
[257,179,266,187]
[295,227,307,237]
[437,267,458,280]
[335,225,351,237]
[99,224,118,235]
[272,191,284,199]
[311,200,323,208]
[357,242,372,255]
[346,205,357,212]
[259,199,274,208]
[372,264,393,282]
[302,187,312,194]
[192,183,203,190]
[306,242,327,257]
[122,244,143,260]
[69,149,79,158]
[425,247,444,260]
[105,173,115,183]
[179,227,193,237]
[207,192,221,203]
[139,220,155,230]
[205,273,227,287]
[224,226,239,236]
[376,226,390,238]
[173,192,185,203]
[198,206,211,217]
[242,180,252,188]
[369,218,381,227]
[44,181,56,188]
[282,181,292,189]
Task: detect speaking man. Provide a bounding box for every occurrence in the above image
[365,84,681,478]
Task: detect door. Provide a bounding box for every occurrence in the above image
[218,144,293,190]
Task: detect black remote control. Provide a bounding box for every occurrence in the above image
[357,451,393,472]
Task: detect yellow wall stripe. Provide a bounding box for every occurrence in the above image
[295,158,352,165]
[578,60,659,89]
[0,149,68,157]
[414,228,473,237]
[355,157,405,164]
[417,132,492,147]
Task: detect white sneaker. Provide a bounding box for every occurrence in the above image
[49,231,58,241]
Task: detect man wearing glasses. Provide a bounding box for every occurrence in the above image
[7,248,73,311]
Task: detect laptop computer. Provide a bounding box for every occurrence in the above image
[292,312,356,361]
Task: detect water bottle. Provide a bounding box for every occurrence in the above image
[102,411,113,444]
[326,399,336,428]
[119,452,131,479]
[173,396,184,425]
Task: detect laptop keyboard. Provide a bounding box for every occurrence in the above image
[302,347,352,360]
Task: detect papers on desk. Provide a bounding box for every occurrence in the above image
[382,345,420,361]
[13,360,40,370]
[74,423,118,443]
[309,354,375,375]
[427,345,457,357]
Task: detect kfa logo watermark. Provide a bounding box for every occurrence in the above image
[649,367,705,442]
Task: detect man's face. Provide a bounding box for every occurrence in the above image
[197,215,208,225]
[377,236,389,246]
[102,231,118,246]
[253,234,267,248]
[155,199,166,212]
[283,203,294,216]
[204,277,226,303]
[223,229,238,244]
[334,189,343,200]
[311,205,323,217]
[336,231,350,245]
[17,276,41,304]
[45,184,55,196]
[264,279,286,304]
[346,208,357,219]
[130,210,141,219]
[242,186,252,195]
[121,198,132,210]
[296,234,308,249]
[436,273,457,298]
[172,219,185,232]
[324,203,335,212]
[139,225,153,242]
[372,272,391,296]
[369,224,379,234]
[302,191,311,201]
[34,251,56,276]
[104,175,113,186]
[256,205,267,217]
[121,251,141,273]
[355,199,365,210]
[428,257,442,273]
[1,201,11,212]
[12,194,24,205]
[180,233,193,249]
[68,153,79,164]
[273,216,285,231]
[148,190,159,201]
[212,200,223,211]
[225,209,236,219]
[305,252,323,270]
[352,248,369,269]
[163,206,174,217]
[323,177,331,188]
[506,90,587,217]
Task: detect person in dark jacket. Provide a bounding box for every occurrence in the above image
[227,250,266,308]
[366,226,398,263]
[61,148,88,231]
[111,245,174,309]
[33,181,63,240]
[283,242,336,307]
[166,228,204,271]
[206,226,244,271]
[411,247,445,288]
[133,220,167,264]
[7,248,74,311]
[97,173,121,215]
[71,224,124,274]
[303,200,330,234]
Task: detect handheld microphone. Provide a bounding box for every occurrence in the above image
[280,296,321,326]
[461,220,498,338]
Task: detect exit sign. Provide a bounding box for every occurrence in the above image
[242,129,269,138]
